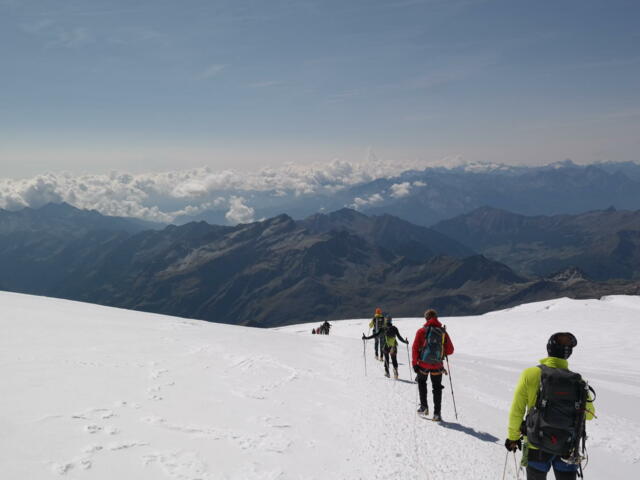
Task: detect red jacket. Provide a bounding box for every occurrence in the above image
[411,317,454,370]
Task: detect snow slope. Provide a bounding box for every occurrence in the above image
[1,291,638,479]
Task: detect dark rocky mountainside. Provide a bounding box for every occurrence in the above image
[298,208,474,260]
[1,203,639,326]
[432,206,640,280]
[35,211,526,326]
[0,202,161,236]
[0,203,163,294]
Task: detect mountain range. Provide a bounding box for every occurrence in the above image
[433,206,640,280]
[1,203,639,326]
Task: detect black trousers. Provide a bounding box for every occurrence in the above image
[373,334,382,357]
[416,370,444,414]
[382,346,398,374]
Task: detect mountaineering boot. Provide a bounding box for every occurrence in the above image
[393,368,398,379]
[384,370,390,378]
[417,405,429,416]
[432,413,442,422]
[375,355,379,361]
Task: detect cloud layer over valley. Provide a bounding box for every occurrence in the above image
[0,158,432,224]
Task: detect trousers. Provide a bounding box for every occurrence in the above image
[416,370,444,414]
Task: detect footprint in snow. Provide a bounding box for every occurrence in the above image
[108,441,149,451]
[84,424,102,434]
[142,451,210,479]
[82,445,103,454]
[50,462,73,475]
[50,457,92,475]
[150,368,169,380]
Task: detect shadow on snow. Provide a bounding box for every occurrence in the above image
[437,421,500,444]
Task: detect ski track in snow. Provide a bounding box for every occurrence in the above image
[1,292,638,479]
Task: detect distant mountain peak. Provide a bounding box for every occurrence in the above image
[546,158,578,169]
[328,208,367,220]
[36,202,80,213]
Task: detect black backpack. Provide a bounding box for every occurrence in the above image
[525,365,593,459]
[419,326,445,364]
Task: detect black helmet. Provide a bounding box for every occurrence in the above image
[384,314,392,324]
[547,332,577,359]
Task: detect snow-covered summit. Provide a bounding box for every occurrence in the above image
[1,292,638,479]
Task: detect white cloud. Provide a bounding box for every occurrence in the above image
[389,182,411,198]
[413,180,426,187]
[200,64,226,79]
[21,19,93,49]
[225,196,255,224]
[0,157,435,223]
[350,193,384,210]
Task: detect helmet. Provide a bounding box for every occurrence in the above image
[385,314,392,324]
[547,332,577,359]
[375,308,382,315]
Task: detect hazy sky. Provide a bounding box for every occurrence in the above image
[1,0,639,178]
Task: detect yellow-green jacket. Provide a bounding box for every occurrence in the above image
[507,357,595,443]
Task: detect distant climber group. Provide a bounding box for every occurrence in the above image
[312,320,331,335]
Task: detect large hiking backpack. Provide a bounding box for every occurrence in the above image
[372,315,385,332]
[419,326,445,364]
[525,365,593,458]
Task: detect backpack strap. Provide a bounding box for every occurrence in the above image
[535,365,548,409]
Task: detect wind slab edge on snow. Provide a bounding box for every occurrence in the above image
[1,291,638,479]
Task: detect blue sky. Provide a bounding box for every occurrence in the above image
[1,0,639,177]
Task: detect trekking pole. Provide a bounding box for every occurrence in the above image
[513,451,520,480]
[501,451,509,480]
[445,356,458,420]
[362,338,367,376]
[405,342,413,380]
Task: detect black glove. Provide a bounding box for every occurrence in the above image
[362,333,366,340]
[504,438,521,452]
[404,337,409,344]
[413,365,420,374]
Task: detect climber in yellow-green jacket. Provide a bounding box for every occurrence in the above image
[505,332,595,480]
[368,308,386,360]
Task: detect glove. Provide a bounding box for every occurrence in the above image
[413,365,420,374]
[362,333,366,340]
[404,337,409,344]
[504,438,521,452]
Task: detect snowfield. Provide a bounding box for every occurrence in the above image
[1,291,638,479]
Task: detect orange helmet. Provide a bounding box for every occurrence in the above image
[375,308,382,315]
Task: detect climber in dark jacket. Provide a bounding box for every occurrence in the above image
[363,315,408,379]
